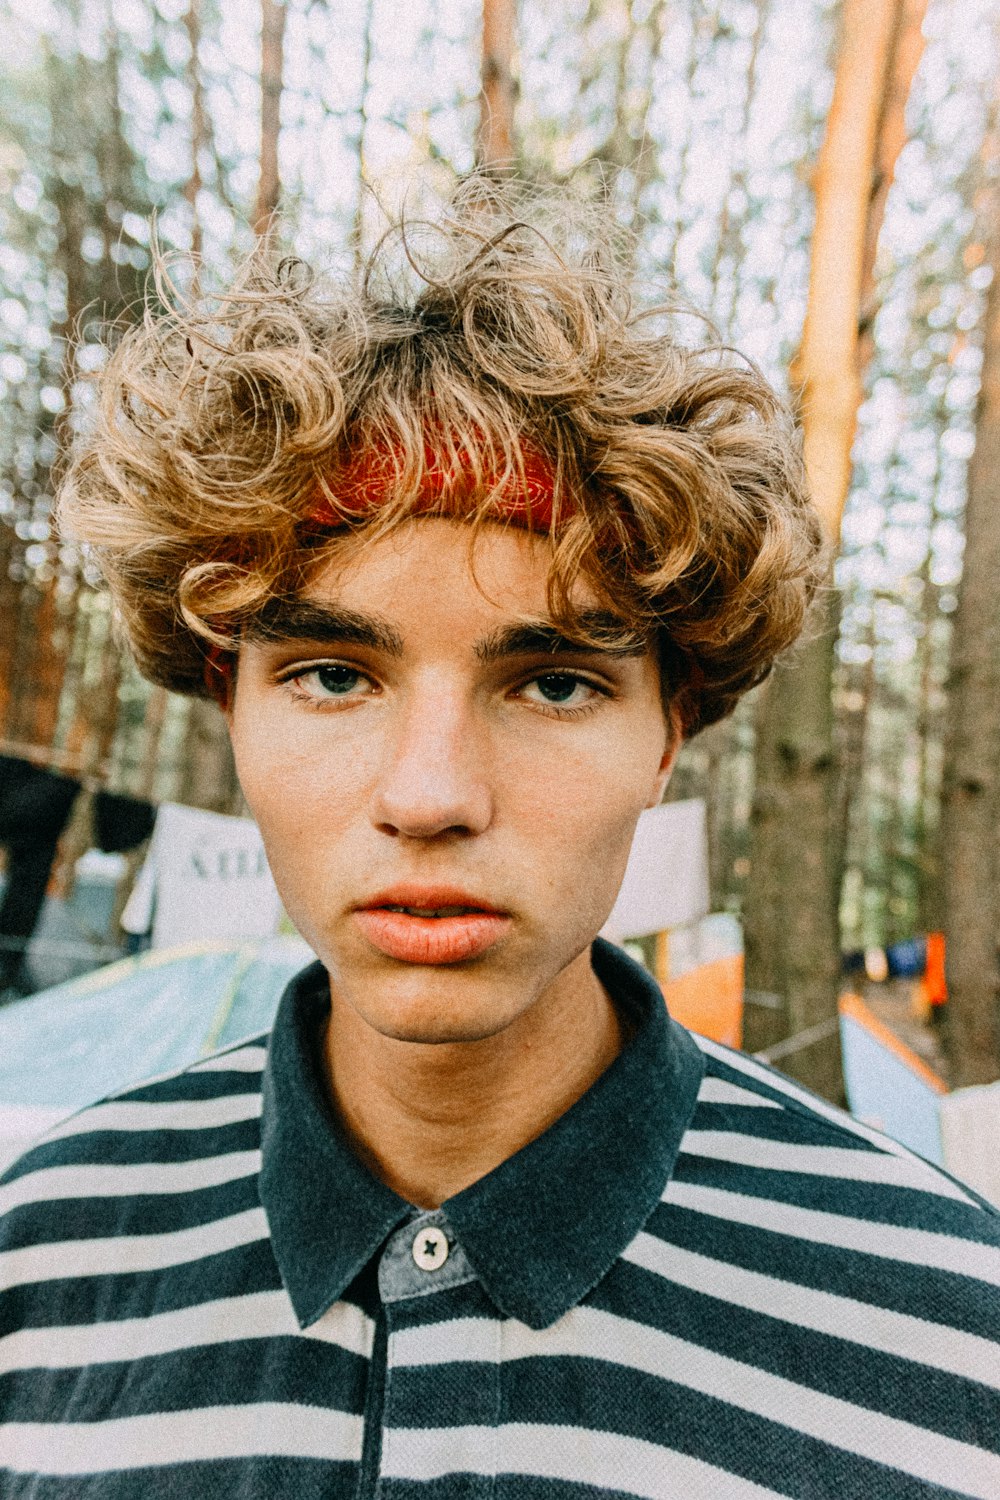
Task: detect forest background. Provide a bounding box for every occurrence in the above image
[1,0,999,1102]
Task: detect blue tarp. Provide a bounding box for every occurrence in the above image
[885,937,927,979]
[839,998,945,1165]
[0,936,311,1114]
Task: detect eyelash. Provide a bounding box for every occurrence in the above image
[519,674,608,718]
[277,663,374,710]
[276,662,611,718]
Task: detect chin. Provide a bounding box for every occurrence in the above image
[346,964,535,1046]
[375,1016,511,1046]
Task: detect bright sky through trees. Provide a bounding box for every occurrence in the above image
[1,0,997,963]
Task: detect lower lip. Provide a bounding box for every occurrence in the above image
[353,909,512,964]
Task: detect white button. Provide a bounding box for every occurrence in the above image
[412,1225,449,1272]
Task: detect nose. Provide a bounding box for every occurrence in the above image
[370,681,493,839]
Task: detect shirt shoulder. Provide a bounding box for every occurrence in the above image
[604,1033,1000,1493]
[0,1032,270,1288]
[671,1030,1000,1257]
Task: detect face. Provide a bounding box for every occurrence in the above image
[228,518,676,1045]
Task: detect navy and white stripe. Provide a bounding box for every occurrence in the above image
[1,941,998,1497]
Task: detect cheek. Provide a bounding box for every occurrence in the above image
[229,706,356,855]
[504,723,663,884]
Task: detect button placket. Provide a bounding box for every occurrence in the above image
[378,1211,475,1304]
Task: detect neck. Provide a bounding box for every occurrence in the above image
[321,950,624,1209]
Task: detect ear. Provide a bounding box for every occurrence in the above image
[203,649,235,715]
[646,702,683,809]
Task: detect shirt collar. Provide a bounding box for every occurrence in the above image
[259,937,705,1331]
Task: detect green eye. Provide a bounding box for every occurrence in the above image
[315,665,362,694]
[535,673,581,703]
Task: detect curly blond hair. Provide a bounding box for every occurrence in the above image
[57,179,824,734]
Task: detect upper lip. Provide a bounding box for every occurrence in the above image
[357,884,506,914]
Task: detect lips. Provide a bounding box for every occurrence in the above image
[353,885,512,964]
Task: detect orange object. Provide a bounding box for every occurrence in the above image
[661,955,745,1050]
[923,931,948,1009]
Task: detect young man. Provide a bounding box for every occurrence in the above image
[1,187,998,1498]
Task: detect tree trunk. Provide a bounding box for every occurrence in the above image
[835,603,876,904]
[253,0,286,236]
[0,521,20,736]
[136,686,168,801]
[20,584,66,755]
[743,599,843,1095]
[711,0,771,324]
[477,0,517,167]
[60,22,130,781]
[940,214,1000,1085]
[16,33,95,761]
[184,0,207,261]
[177,698,240,813]
[914,450,946,936]
[744,0,927,1095]
[858,0,927,365]
[789,0,903,535]
[350,0,376,271]
[668,2,703,270]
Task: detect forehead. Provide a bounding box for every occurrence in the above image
[306,516,574,615]
[251,516,653,661]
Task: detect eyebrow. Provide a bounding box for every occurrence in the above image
[475,612,650,663]
[246,600,648,662]
[245,600,405,655]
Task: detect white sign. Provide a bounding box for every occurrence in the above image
[122,803,282,949]
[940,1082,1000,1209]
[603,799,709,940]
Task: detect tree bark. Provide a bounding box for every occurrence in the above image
[350,0,376,272]
[60,24,130,780]
[914,441,946,936]
[668,2,703,270]
[16,583,65,754]
[744,0,927,1095]
[477,0,517,167]
[177,697,240,813]
[17,33,94,759]
[789,0,902,536]
[184,0,207,261]
[253,0,286,236]
[0,521,18,736]
[940,209,1000,1085]
[743,599,843,1096]
[858,0,927,364]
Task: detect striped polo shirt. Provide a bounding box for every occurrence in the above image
[1,938,998,1498]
